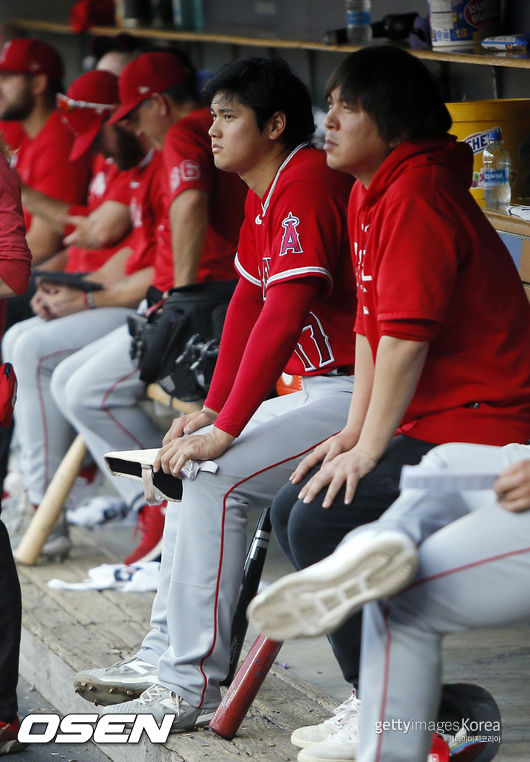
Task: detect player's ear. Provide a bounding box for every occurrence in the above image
[151,92,170,117]
[267,111,287,142]
[30,72,48,98]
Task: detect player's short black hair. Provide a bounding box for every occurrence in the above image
[325,46,451,144]
[203,57,315,150]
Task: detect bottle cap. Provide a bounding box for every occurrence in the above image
[488,127,502,141]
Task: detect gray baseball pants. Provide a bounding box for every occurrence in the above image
[2,310,134,506]
[136,374,354,709]
[353,442,530,762]
[51,323,164,509]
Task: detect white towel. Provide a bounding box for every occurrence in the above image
[47,561,160,592]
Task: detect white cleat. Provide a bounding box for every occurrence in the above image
[247,529,418,640]
[99,684,217,732]
[74,656,158,706]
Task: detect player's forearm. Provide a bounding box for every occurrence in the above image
[356,335,429,461]
[342,333,375,443]
[26,225,64,265]
[86,201,131,249]
[170,190,209,287]
[87,247,132,288]
[36,249,68,271]
[91,267,153,309]
[214,279,319,438]
[205,278,262,413]
[20,184,70,233]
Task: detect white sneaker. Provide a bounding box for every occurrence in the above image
[297,716,359,761]
[291,691,361,748]
[74,655,158,706]
[66,496,131,528]
[247,529,418,640]
[100,683,217,732]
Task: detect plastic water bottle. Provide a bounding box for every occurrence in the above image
[483,127,511,212]
[172,0,203,30]
[346,0,372,44]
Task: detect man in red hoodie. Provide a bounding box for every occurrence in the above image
[266,46,530,762]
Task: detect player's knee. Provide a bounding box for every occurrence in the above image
[418,442,465,471]
[6,327,41,374]
[1,323,18,361]
[57,366,92,423]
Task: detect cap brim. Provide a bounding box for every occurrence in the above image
[108,98,141,125]
[68,119,102,161]
[0,62,24,74]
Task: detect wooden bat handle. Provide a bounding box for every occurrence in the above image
[209,634,283,739]
[14,435,87,565]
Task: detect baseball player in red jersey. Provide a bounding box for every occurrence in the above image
[108,52,246,290]
[12,71,139,328]
[1,70,162,561]
[73,57,356,729]
[0,39,92,264]
[41,53,246,565]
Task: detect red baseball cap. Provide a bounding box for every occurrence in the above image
[109,52,192,124]
[0,38,63,81]
[57,70,119,161]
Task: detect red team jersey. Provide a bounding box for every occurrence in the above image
[65,155,136,273]
[11,110,91,232]
[235,146,356,377]
[122,148,164,276]
[158,107,245,288]
[349,135,530,445]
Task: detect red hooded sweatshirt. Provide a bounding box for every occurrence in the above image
[348,135,530,446]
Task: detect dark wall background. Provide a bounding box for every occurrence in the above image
[1,1,528,105]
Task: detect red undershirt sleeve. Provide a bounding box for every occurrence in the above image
[210,277,321,438]
[204,277,263,414]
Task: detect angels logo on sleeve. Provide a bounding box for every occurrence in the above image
[180,160,201,182]
[279,212,303,256]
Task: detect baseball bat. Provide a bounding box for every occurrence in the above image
[222,506,272,687]
[14,434,87,565]
[209,634,283,739]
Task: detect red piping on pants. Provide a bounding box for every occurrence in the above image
[100,367,145,448]
[197,431,341,707]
